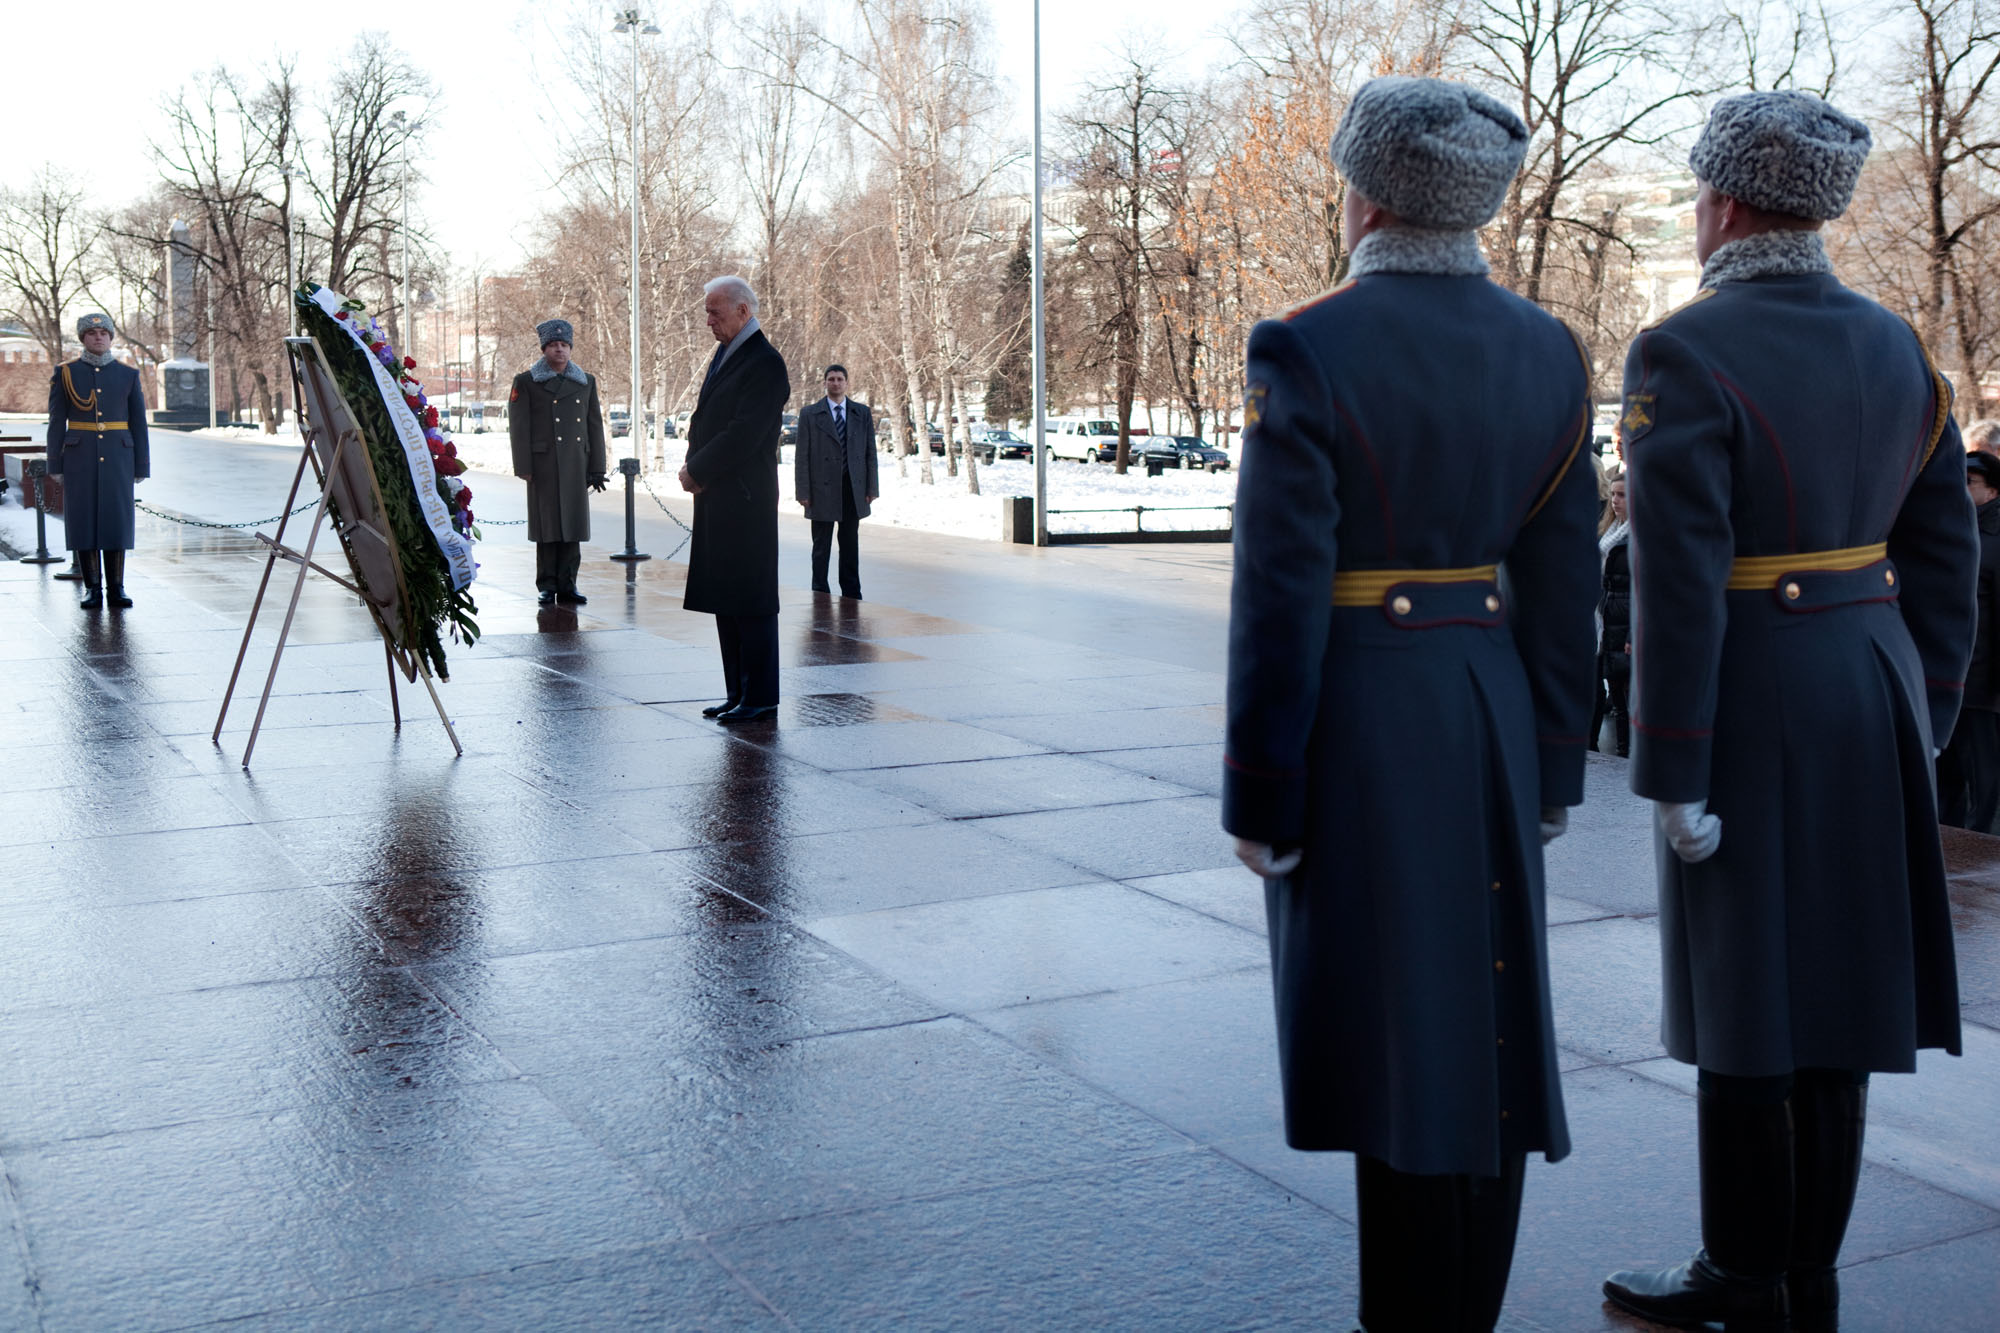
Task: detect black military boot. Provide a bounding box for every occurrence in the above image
[103,549,133,608]
[1603,1085,1792,1331]
[78,550,104,609]
[1788,1072,1867,1332]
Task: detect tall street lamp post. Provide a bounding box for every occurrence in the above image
[613,8,660,468]
[1032,0,1048,545]
[391,109,414,364]
[279,163,309,337]
[611,8,659,567]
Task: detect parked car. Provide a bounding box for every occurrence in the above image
[971,428,1030,463]
[608,409,631,438]
[1136,435,1232,473]
[781,412,799,446]
[924,423,949,454]
[1045,417,1121,463]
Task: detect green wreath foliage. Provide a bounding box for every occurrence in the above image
[297,289,479,679]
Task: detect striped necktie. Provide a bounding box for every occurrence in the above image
[833,403,847,447]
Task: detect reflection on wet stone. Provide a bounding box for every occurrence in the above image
[5,484,1996,1329]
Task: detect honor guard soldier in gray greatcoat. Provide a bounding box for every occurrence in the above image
[509,318,607,605]
[1603,92,1977,1333]
[1223,77,1601,1331]
[46,312,150,609]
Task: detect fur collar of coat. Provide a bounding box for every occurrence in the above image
[529,358,588,384]
[1345,227,1490,279]
[1699,229,1832,290]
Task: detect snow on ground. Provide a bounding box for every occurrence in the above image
[450,433,1238,543]
[0,491,62,557]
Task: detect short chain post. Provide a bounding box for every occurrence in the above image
[19,459,63,565]
[609,456,650,564]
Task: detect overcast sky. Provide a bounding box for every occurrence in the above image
[4,1,1233,271]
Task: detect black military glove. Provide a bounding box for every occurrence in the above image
[589,472,608,492]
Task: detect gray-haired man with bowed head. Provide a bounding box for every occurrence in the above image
[1603,91,1976,1333]
[509,318,607,606]
[1223,76,1600,1330]
[46,313,149,610]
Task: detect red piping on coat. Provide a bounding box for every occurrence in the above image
[1716,373,1798,552]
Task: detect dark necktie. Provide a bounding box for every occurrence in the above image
[833,404,847,447]
[703,342,727,387]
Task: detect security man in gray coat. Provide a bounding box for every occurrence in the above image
[1224,78,1600,1331]
[509,318,607,605]
[1603,92,1976,1333]
[794,363,878,599]
[45,312,150,610]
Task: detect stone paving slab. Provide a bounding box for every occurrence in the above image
[2,439,1996,1329]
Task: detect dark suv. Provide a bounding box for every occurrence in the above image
[1136,436,1231,472]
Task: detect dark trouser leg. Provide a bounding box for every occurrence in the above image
[1789,1069,1868,1332]
[78,550,104,608]
[103,549,131,607]
[837,485,861,599]
[1604,1070,1791,1330]
[1958,710,2000,833]
[535,542,562,594]
[1607,673,1630,757]
[1939,724,1974,827]
[730,612,778,706]
[1356,1153,1526,1332]
[553,541,581,595]
[714,615,744,706]
[810,520,834,592]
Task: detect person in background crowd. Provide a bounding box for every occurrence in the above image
[681,275,789,724]
[1939,450,2000,830]
[1591,471,1632,757]
[1606,90,1975,1333]
[795,363,878,600]
[1224,76,1600,1332]
[508,318,607,606]
[46,313,149,610]
[1963,419,2000,456]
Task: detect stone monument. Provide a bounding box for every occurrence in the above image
[153,219,212,430]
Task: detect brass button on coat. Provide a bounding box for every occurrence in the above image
[1885,569,1896,586]
[1784,581,1802,600]
[1391,595,1412,616]
[1494,960,1506,972]
[1485,594,1501,612]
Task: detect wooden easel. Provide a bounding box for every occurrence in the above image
[213,336,462,767]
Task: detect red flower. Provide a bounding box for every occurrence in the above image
[335,311,351,321]
[458,486,472,504]
[403,356,417,369]
[423,406,439,427]
[443,442,457,458]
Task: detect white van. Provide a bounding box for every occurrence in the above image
[1044,417,1121,463]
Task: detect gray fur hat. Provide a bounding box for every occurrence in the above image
[75,312,115,337]
[1688,91,1871,221]
[535,318,574,348]
[1330,77,1528,231]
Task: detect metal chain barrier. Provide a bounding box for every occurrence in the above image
[135,498,322,529]
[637,468,696,535]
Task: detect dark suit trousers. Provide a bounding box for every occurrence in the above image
[535,541,581,594]
[810,482,861,597]
[1939,707,2000,831]
[715,613,779,708]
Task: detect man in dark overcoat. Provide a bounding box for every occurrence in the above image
[794,363,878,599]
[509,318,607,605]
[680,275,789,724]
[1936,450,2000,829]
[46,312,150,610]
[1223,77,1601,1331]
[1604,92,1976,1333]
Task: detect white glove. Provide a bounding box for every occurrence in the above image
[1539,806,1568,845]
[1656,799,1722,863]
[1235,838,1302,878]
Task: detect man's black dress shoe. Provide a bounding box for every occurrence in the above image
[700,700,739,718]
[715,703,778,724]
[558,589,588,605]
[537,590,556,605]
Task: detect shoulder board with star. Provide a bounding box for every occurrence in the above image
[1640,286,1716,333]
[1280,277,1358,323]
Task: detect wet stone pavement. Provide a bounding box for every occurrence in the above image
[2,473,1999,1330]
